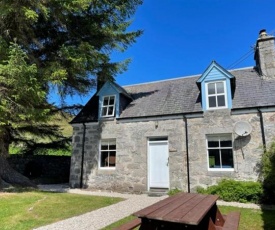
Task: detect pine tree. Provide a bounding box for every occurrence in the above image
[0,0,142,187]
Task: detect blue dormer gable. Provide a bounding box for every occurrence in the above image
[197,61,235,111]
[97,81,132,119]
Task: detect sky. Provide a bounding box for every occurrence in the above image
[64,0,275,105]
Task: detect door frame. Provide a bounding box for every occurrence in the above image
[147,138,170,190]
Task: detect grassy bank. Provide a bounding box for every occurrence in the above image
[0,191,122,230]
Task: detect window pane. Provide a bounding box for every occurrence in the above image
[217,95,225,107]
[109,96,115,105]
[108,106,114,115]
[221,149,233,168]
[100,140,116,168]
[103,97,109,106]
[107,154,116,166]
[216,82,224,93]
[208,141,219,147]
[208,96,216,107]
[208,83,216,94]
[101,107,107,116]
[220,140,232,147]
[208,149,220,168]
[101,144,108,150]
[100,152,108,167]
[109,144,116,150]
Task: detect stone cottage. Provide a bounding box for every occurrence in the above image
[69,29,275,193]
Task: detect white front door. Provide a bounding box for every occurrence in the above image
[148,140,169,189]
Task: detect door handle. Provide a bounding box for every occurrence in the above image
[167,157,169,166]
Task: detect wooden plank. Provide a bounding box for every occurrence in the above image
[179,195,219,225]
[134,192,191,217]
[222,212,240,230]
[214,207,225,226]
[160,193,207,224]
[135,193,219,226]
[145,193,198,220]
[114,218,141,230]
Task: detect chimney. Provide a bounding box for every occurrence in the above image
[254,29,275,79]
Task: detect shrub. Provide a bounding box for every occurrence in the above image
[197,179,263,203]
[259,142,275,204]
[168,188,182,196]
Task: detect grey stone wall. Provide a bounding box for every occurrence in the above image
[70,109,275,193]
[70,118,186,192]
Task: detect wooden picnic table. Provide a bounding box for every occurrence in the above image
[132,192,234,230]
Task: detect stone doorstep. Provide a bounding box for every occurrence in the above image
[147,188,169,197]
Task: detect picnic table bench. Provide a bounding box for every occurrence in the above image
[116,192,240,230]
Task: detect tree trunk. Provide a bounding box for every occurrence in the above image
[0,157,37,188]
[0,127,37,189]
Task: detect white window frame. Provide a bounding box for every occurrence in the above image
[206,134,234,171]
[101,95,116,117]
[99,139,116,169]
[206,81,228,110]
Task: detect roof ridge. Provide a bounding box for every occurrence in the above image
[123,74,200,87]
[122,66,255,88]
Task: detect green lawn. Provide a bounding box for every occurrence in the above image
[0,191,122,230]
[1,191,274,230]
[103,205,275,230]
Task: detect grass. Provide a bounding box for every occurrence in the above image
[103,205,275,230]
[220,206,275,230]
[0,191,122,230]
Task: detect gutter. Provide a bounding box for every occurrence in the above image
[257,108,266,151]
[80,123,86,188]
[184,116,191,193]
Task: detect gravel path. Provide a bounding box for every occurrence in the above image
[34,185,168,230]
[34,184,275,230]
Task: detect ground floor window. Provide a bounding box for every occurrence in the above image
[100,139,116,168]
[206,134,234,170]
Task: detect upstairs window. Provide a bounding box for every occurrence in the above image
[207,135,234,170]
[206,81,227,109]
[101,95,115,117]
[100,139,116,168]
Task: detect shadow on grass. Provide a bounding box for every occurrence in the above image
[261,206,275,230]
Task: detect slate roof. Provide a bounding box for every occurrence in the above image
[71,66,275,124]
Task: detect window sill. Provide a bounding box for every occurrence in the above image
[208,168,234,172]
[206,107,229,110]
[98,167,116,170]
[99,117,115,121]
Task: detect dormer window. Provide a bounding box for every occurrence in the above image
[101,95,115,117]
[206,81,227,109]
[196,61,235,111]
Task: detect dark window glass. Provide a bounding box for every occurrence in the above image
[100,151,108,167]
[109,96,115,105]
[108,106,114,115]
[109,145,116,150]
[221,149,233,168]
[208,149,220,168]
[220,140,232,147]
[208,83,216,95]
[208,141,219,148]
[103,98,109,106]
[217,95,225,107]
[208,96,216,107]
[216,82,224,93]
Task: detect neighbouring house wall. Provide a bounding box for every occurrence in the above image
[263,111,275,144]
[187,109,275,192]
[70,118,187,192]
